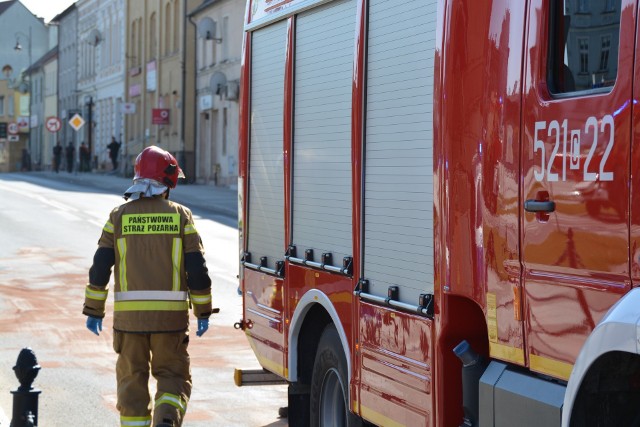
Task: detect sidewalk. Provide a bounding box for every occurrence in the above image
[32,171,238,219]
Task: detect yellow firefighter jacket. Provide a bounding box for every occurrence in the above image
[83,196,212,332]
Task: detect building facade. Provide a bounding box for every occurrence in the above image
[52,3,78,164]
[94,0,126,171]
[190,0,244,188]
[125,0,198,179]
[0,0,49,172]
[76,0,99,170]
[29,45,58,170]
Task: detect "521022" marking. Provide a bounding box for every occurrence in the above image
[534,115,614,182]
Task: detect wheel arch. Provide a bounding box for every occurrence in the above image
[287,289,351,385]
[562,287,640,427]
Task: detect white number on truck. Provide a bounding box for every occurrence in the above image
[533,115,615,182]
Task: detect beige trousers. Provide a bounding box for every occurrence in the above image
[113,331,192,427]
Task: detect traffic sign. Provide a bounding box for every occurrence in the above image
[69,114,85,131]
[152,108,170,125]
[8,122,18,135]
[122,102,136,114]
[8,135,19,142]
[17,116,29,130]
[46,116,61,133]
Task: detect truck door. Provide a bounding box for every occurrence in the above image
[521,0,634,381]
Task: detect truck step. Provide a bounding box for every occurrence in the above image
[234,368,288,387]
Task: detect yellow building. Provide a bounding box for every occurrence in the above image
[125,0,199,180]
[0,79,29,173]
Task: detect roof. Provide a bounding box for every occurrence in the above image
[0,0,17,16]
[26,46,58,73]
[50,2,76,23]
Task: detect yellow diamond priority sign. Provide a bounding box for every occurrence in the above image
[69,113,85,131]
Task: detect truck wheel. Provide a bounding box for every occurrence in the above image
[310,324,361,427]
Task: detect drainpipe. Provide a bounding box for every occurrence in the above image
[181,0,192,180]
[187,13,198,184]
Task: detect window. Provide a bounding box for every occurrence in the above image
[605,0,616,12]
[579,37,588,73]
[197,39,202,69]
[577,0,589,13]
[8,96,14,117]
[132,22,137,64]
[173,1,180,53]
[138,18,143,64]
[548,0,621,94]
[150,12,157,59]
[0,96,4,116]
[165,3,171,56]
[600,35,611,71]
[222,16,229,61]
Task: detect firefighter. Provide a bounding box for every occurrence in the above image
[83,146,213,427]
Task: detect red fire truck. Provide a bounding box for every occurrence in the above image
[234,0,640,425]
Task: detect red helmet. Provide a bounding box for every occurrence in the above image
[133,146,185,188]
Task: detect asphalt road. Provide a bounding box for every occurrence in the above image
[0,174,288,426]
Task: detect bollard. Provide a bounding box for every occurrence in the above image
[10,348,41,427]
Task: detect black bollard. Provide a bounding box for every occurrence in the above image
[10,348,41,427]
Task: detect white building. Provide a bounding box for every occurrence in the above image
[52,3,78,158]
[28,45,58,170]
[189,0,244,188]
[76,0,125,170]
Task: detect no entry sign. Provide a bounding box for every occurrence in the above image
[46,116,62,133]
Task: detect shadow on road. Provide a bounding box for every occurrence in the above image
[0,172,237,228]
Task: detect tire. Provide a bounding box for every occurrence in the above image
[310,324,361,427]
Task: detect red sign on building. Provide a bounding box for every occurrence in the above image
[151,108,170,125]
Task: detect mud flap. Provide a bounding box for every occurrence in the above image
[288,382,310,427]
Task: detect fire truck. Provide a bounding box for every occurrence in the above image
[234,0,640,425]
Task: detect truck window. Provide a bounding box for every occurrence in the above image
[547,0,621,95]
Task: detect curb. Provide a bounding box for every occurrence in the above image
[26,171,238,219]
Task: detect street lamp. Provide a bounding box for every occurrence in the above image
[14,28,32,170]
[14,29,32,73]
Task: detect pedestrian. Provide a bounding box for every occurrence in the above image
[66,142,75,173]
[107,136,122,171]
[83,146,213,427]
[53,142,62,173]
[79,142,90,172]
[21,148,31,171]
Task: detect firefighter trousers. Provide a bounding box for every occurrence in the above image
[113,330,192,427]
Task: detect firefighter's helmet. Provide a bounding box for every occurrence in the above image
[134,146,185,188]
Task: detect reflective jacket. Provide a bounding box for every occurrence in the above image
[83,195,212,333]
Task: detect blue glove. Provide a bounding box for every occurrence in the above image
[196,318,209,337]
[86,316,102,336]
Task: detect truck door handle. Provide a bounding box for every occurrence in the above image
[524,200,556,213]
